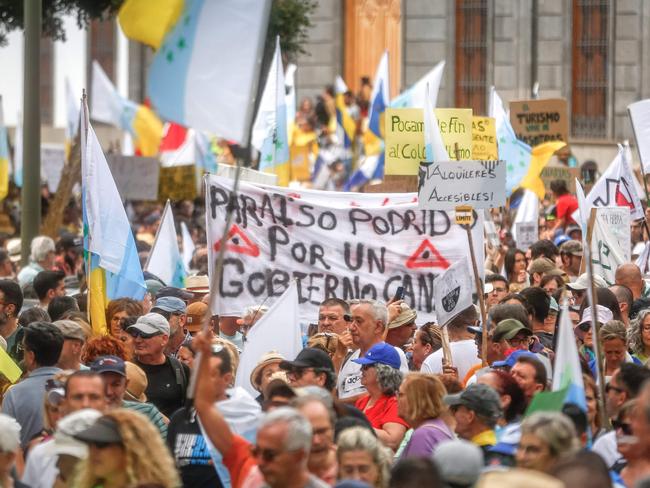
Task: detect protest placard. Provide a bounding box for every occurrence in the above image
[385,108,473,175]
[159,164,197,201]
[472,116,498,160]
[215,164,278,186]
[483,212,500,249]
[540,165,579,194]
[417,160,505,210]
[433,257,473,326]
[107,155,160,201]
[509,98,568,147]
[515,221,538,251]
[205,175,484,323]
[41,144,66,193]
[591,207,630,285]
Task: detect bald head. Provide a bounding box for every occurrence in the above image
[615,264,644,299]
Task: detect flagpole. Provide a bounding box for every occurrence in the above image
[186,161,244,403]
[81,90,92,324]
[143,199,170,272]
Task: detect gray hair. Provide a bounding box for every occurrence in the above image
[520,412,580,458]
[374,363,403,396]
[291,393,336,431]
[0,414,21,453]
[628,309,650,356]
[30,236,55,263]
[337,427,392,488]
[259,406,312,453]
[242,304,269,321]
[353,299,388,327]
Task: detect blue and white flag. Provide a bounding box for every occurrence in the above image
[368,51,390,138]
[145,200,186,288]
[392,60,445,109]
[423,82,449,162]
[552,301,587,411]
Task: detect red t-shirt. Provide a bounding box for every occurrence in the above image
[555,193,578,225]
[355,394,409,429]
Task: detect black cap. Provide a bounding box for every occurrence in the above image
[155,286,193,301]
[279,347,334,372]
[74,416,123,444]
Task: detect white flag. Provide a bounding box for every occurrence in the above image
[551,301,586,410]
[423,82,449,162]
[590,207,631,286]
[235,281,302,396]
[433,258,473,326]
[145,201,186,288]
[181,221,195,271]
[628,99,650,172]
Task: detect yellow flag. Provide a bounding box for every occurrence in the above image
[0,347,22,383]
[519,141,567,199]
[118,0,184,50]
[133,106,164,157]
[0,157,8,201]
[88,266,108,336]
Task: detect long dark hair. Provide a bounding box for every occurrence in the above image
[504,248,526,282]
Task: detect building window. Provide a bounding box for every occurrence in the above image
[455,0,487,114]
[40,37,54,125]
[572,0,608,139]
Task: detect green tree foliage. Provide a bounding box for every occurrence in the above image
[268,0,317,62]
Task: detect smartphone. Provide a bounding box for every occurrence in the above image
[393,286,405,301]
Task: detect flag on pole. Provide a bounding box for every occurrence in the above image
[180,221,195,271]
[145,200,186,288]
[511,189,539,245]
[235,281,302,396]
[91,61,163,157]
[0,96,10,201]
[147,0,271,145]
[335,76,356,150]
[552,301,587,410]
[81,98,146,335]
[489,87,531,196]
[118,0,183,49]
[519,141,567,199]
[368,51,390,138]
[252,37,290,186]
[423,82,450,162]
[391,60,445,109]
[13,112,22,188]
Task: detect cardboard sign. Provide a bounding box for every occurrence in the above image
[418,160,506,210]
[515,221,538,251]
[385,108,473,175]
[509,98,569,147]
[107,155,160,201]
[205,175,484,323]
[472,116,498,160]
[540,165,579,194]
[433,257,473,326]
[591,207,631,285]
[159,164,197,201]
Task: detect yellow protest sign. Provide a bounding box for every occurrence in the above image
[0,347,22,383]
[385,108,473,175]
[472,116,498,160]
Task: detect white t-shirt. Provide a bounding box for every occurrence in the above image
[337,346,409,399]
[592,430,621,469]
[21,439,57,488]
[420,339,478,380]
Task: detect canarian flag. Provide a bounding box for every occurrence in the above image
[0,96,10,201]
[145,200,186,288]
[368,50,390,139]
[252,37,290,186]
[118,0,183,50]
[335,76,356,150]
[392,60,445,109]
[81,98,146,335]
[147,0,271,145]
[91,61,163,157]
[423,82,449,162]
[519,141,567,200]
[489,87,531,196]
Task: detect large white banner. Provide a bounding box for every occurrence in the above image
[591,207,630,286]
[205,175,484,323]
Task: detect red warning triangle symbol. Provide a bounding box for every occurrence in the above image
[406,239,450,269]
[615,184,634,209]
[213,225,260,257]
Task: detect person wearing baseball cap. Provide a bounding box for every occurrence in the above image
[559,240,583,281]
[528,257,564,287]
[566,273,608,307]
[53,319,88,371]
[279,348,336,391]
[151,296,188,358]
[127,313,189,418]
[352,342,409,450]
[445,383,502,460]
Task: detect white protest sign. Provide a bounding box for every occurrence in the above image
[483,212,500,249]
[515,221,538,251]
[216,164,278,185]
[205,175,484,323]
[417,160,505,210]
[591,207,630,285]
[106,155,160,201]
[41,144,66,193]
[433,257,473,326]
[628,99,650,172]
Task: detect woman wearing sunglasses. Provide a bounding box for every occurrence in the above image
[72,409,180,488]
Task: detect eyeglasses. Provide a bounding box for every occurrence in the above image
[612,420,633,436]
[127,329,161,339]
[251,445,283,462]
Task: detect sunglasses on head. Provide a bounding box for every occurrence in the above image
[127,329,161,339]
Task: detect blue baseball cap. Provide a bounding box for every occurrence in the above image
[491,349,538,368]
[352,342,400,369]
[153,296,186,313]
